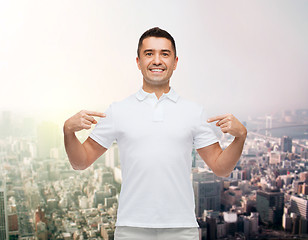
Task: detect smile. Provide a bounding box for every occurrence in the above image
[150,69,164,72]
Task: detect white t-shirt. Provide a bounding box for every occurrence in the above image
[89,87,219,228]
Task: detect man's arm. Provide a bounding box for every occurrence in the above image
[63,110,107,170]
[196,113,247,177]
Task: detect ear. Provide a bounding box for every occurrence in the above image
[173,56,178,70]
[136,57,141,70]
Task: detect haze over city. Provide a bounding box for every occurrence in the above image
[1,2,308,239]
[1,0,307,125]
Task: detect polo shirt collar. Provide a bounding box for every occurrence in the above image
[135,86,179,102]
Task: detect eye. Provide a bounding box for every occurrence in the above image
[162,52,169,57]
[145,52,153,56]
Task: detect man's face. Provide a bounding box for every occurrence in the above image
[136,37,178,87]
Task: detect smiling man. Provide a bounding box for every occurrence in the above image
[137,36,177,90]
[63,27,247,240]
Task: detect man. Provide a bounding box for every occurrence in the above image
[63,27,247,240]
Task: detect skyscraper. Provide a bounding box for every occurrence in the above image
[0,180,8,240]
[193,180,221,217]
[290,195,308,220]
[281,136,292,153]
[256,188,284,225]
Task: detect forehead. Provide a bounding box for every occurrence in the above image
[141,37,173,51]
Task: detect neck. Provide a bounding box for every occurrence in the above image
[142,80,170,99]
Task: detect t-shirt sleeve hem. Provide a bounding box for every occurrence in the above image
[89,133,111,149]
[194,138,219,150]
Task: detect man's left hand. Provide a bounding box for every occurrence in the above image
[207,113,247,138]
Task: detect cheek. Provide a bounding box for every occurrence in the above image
[139,61,149,70]
[140,64,148,71]
[167,61,176,69]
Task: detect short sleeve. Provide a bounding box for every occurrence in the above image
[89,103,117,149]
[193,107,219,149]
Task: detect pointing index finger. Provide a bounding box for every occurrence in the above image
[207,114,229,123]
[86,110,106,118]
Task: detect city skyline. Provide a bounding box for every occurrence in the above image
[1,0,308,123]
[1,108,308,239]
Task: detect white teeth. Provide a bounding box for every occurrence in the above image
[151,69,163,72]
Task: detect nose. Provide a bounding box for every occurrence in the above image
[152,53,162,65]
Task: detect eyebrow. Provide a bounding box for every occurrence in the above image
[144,49,172,54]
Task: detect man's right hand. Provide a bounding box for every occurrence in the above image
[63,110,106,134]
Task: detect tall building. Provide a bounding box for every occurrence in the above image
[290,195,308,220]
[35,207,47,232]
[269,152,282,165]
[36,221,48,240]
[282,212,292,232]
[8,213,18,232]
[206,215,217,240]
[281,136,292,153]
[256,189,284,225]
[0,181,9,240]
[193,179,221,217]
[192,169,218,182]
[230,168,243,180]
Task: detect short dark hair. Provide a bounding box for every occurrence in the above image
[137,27,176,58]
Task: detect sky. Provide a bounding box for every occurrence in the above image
[0,0,307,125]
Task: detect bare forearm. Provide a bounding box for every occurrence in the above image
[215,135,246,177]
[63,126,88,170]
[63,110,106,170]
